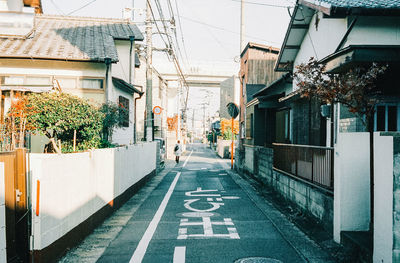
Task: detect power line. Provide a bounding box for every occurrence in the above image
[67,0,97,15]
[50,0,65,15]
[179,15,281,45]
[173,0,190,63]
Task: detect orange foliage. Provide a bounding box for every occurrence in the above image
[220,118,239,135]
[167,115,178,131]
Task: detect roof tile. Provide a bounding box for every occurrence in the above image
[314,0,400,8]
[0,14,144,62]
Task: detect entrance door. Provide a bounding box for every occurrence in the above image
[0,149,28,263]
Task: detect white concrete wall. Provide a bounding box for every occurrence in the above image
[333,133,370,243]
[30,142,156,250]
[373,133,393,263]
[0,163,6,262]
[217,139,232,158]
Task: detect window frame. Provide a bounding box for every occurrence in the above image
[374,103,400,132]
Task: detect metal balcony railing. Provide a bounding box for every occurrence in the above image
[272,143,334,193]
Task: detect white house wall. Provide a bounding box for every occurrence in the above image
[112,87,135,145]
[293,13,347,86]
[0,59,106,105]
[113,40,135,83]
[343,16,400,47]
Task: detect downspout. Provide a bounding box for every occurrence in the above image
[129,36,135,83]
[104,57,112,102]
[134,88,144,144]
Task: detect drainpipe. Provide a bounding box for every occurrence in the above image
[134,86,144,144]
[104,57,112,102]
[129,36,135,84]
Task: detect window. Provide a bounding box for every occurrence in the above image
[246,112,253,139]
[276,109,291,143]
[118,96,130,127]
[2,76,24,85]
[80,78,103,89]
[25,76,51,85]
[56,77,77,89]
[375,104,399,132]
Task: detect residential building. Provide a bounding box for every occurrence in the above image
[134,57,168,142]
[239,42,283,146]
[0,7,144,150]
[235,1,400,262]
[219,75,240,119]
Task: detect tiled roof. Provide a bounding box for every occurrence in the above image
[314,0,400,8]
[0,14,144,63]
[300,0,400,9]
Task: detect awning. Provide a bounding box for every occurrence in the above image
[320,45,400,73]
[112,77,144,95]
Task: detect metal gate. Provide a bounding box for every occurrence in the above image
[0,149,28,263]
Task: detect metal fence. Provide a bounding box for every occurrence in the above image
[273,143,334,192]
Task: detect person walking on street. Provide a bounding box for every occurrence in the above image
[174,140,182,163]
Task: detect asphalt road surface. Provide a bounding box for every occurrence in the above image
[60,143,332,263]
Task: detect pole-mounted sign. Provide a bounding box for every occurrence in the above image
[153,106,162,115]
[226,103,239,169]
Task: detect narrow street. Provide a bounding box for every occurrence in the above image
[60,144,332,263]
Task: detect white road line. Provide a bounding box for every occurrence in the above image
[182,150,193,167]
[129,172,182,263]
[173,246,186,263]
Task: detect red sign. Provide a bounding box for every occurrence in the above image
[153,106,162,115]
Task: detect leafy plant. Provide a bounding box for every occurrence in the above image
[294,57,387,129]
[20,92,104,152]
[220,118,239,140]
[99,102,128,143]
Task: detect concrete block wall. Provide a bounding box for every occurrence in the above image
[30,143,157,252]
[238,145,333,232]
[271,169,333,231]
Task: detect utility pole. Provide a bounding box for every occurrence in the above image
[177,81,181,140]
[240,0,245,53]
[145,0,153,141]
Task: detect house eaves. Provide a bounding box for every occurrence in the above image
[253,72,291,97]
[276,0,400,72]
[112,77,144,95]
[275,4,314,72]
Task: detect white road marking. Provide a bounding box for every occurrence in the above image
[173,246,186,263]
[129,172,182,263]
[183,150,193,167]
[178,217,240,240]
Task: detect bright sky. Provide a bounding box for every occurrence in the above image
[42,0,294,73]
[41,0,295,118]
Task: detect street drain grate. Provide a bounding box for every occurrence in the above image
[234,258,283,263]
